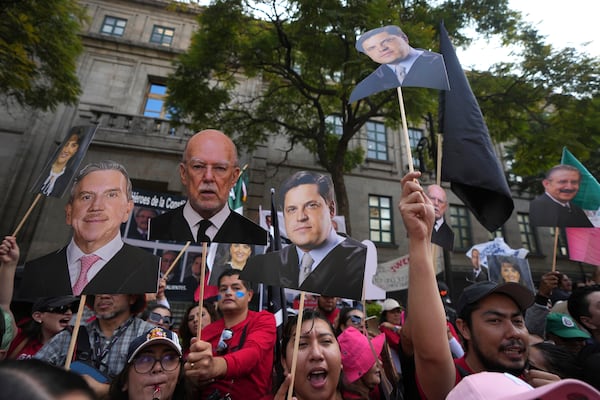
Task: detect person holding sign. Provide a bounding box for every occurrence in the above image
[184,269,276,400]
[148,129,267,245]
[20,161,160,298]
[241,171,367,300]
[349,25,449,103]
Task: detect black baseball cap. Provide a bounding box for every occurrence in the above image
[32,296,78,312]
[456,281,534,318]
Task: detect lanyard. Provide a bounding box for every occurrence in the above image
[92,317,134,369]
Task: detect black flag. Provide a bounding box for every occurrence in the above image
[266,188,287,384]
[439,23,514,232]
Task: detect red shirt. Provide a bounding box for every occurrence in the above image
[200,310,276,400]
[6,329,43,360]
[380,326,400,352]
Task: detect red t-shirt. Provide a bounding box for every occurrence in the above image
[6,329,43,360]
[200,310,276,400]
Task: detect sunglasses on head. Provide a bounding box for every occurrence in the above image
[40,304,76,314]
[148,312,172,326]
[347,315,363,325]
[217,329,233,354]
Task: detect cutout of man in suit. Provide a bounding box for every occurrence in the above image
[426,184,455,251]
[241,171,367,300]
[148,130,267,245]
[349,25,449,103]
[20,161,160,298]
[529,164,593,228]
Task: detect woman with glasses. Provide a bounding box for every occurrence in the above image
[109,326,188,400]
[142,304,173,330]
[336,306,365,335]
[6,295,78,360]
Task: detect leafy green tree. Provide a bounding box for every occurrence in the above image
[0,0,86,110]
[167,0,525,232]
[470,26,600,192]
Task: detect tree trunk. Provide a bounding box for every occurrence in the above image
[328,165,351,236]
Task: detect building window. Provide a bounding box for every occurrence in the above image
[143,83,170,119]
[449,205,472,251]
[489,227,505,241]
[101,16,127,37]
[408,128,424,170]
[517,213,538,254]
[369,195,394,244]
[366,121,388,161]
[326,115,343,136]
[150,25,175,47]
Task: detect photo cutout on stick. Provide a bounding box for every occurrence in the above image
[488,255,534,293]
[31,125,97,198]
[240,171,372,300]
[349,25,450,103]
[529,164,594,228]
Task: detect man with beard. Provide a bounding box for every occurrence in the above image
[35,294,153,397]
[529,164,593,228]
[148,130,267,245]
[398,171,558,400]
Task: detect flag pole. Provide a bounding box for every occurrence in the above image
[397,87,414,173]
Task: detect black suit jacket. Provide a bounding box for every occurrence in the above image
[467,266,489,283]
[349,50,449,103]
[431,220,454,251]
[529,193,592,228]
[241,237,367,300]
[19,244,160,299]
[148,205,267,245]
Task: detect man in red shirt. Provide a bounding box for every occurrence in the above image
[315,295,340,326]
[185,269,276,400]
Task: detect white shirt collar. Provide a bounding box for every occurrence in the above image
[386,48,424,74]
[66,234,124,288]
[183,201,231,241]
[434,216,444,232]
[544,192,570,208]
[295,228,345,273]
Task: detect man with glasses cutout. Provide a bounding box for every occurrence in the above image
[185,269,276,400]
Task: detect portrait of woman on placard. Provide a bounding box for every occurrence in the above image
[208,243,254,286]
[488,255,535,293]
[31,126,96,198]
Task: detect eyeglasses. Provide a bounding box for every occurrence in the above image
[347,315,363,325]
[133,353,181,374]
[148,312,172,326]
[217,329,233,354]
[41,304,76,314]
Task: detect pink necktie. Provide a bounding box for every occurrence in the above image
[73,254,101,295]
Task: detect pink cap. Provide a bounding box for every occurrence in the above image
[338,327,385,384]
[447,372,600,400]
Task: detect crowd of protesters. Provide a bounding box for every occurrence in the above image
[1,130,600,400]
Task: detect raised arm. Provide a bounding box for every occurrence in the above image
[0,236,19,341]
[399,172,455,400]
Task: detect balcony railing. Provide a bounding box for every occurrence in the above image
[90,109,194,138]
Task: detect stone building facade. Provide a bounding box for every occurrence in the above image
[0,0,587,301]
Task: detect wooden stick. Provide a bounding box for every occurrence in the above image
[163,241,191,280]
[397,87,414,173]
[552,228,560,272]
[287,291,306,400]
[65,295,87,370]
[12,193,43,237]
[196,241,209,339]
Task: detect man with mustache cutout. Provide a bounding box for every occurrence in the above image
[426,184,455,251]
[20,161,160,298]
[529,164,593,228]
[148,130,267,245]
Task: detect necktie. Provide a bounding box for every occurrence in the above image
[73,254,101,295]
[299,252,314,285]
[197,219,212,243]
[396,65,406,83]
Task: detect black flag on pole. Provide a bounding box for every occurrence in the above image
[438,22,514,232]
